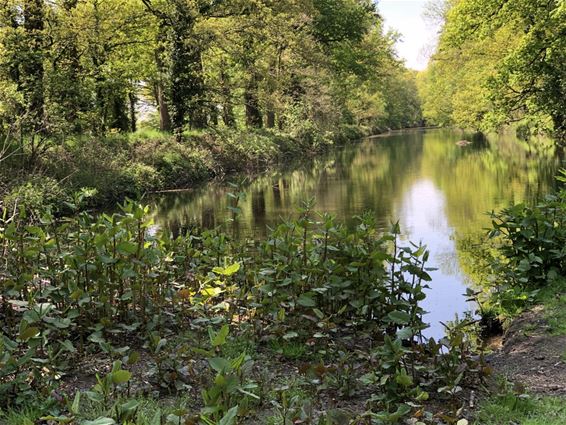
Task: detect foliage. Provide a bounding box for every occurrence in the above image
[488,194,566,287]
[0,199,482,422]
[476,175,565,315]
[0,0,421,145]
[460,170,566,319]
[419,0,565,144]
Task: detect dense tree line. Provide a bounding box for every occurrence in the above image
[418,0,565,145]
[0,0,422,149]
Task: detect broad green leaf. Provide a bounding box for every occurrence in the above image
[209,357,231,372]
[111,369,132,385]
[127,351,140,365]
[116,241,138,255]
[19,327,40,341]
[395,370,413,387]
[40,416,73,424]
[218,406,239,425]
[213,262,240,276]
[88,332,106,344]
[297,294,316,307]
[81,418,116,425]
[282,331,298,340]
[71,391,81,414]
[388,310,411,324]
[211,324,230,347]
[396,327,414,340]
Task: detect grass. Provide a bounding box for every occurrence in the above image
[537,279,566,335]
[0,407,40,425]
[476,394,566,424]
[269,340,309,360]
[0,396,194,425]
[2,123,364,211]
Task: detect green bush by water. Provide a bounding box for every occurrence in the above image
[0,200,482,423]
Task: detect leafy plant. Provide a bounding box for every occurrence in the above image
[199,325,259,423]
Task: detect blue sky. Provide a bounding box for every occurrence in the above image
[377,0,438,70]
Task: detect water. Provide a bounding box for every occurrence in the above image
[150,129,561,338]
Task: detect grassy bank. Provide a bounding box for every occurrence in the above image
[475,280,566,424]
[466,173,566,423]
[0,124,369,215]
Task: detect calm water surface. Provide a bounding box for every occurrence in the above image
[151,129,561,338]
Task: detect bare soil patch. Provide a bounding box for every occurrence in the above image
[488,306,566,395]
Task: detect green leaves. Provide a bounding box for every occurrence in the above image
[297,293,317,307]
[116,241,138,256]
[423,0,566,138]
[213,263,240,277]
[18,327,40,342]
[209,324,230,347]
[111,369,132,385]
[218,406,239,425]
[209,357,231,373]
[388,310,411,325]
[0,199,445,415]
[81,419,116,425]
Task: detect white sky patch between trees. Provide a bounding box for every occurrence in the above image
[377,0,439,71]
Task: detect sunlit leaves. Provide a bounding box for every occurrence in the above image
[422,0,565,140]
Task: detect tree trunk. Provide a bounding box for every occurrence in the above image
[220,67,235,127]
[110,94,129,132]
[209,106,218,126]
[245,74,262,128]
[129,90,137,133]
[144,0,209,138]
[266,110,275,128]
[57,0,83,133]
[154,23,172,133]
[156,83,172,132]
[22,0,45,133]
[187,49,207,130]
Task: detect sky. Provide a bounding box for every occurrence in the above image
[377,0,439,71]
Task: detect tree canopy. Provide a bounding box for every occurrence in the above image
[0,0,423,146]
[418,0,565,144]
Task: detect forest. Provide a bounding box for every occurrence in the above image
[0,0,422,208]
[0,0,565,424]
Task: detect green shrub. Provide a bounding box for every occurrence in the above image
[3,123,367,211]
[114,162,163,197]
[480,170,566,316]
[153,147,212,186]
[292,120,333,151]
[488,191,566,287]
[2,176,68,217]
[333,124,369,145]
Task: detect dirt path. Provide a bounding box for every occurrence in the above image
[488,306,566,395]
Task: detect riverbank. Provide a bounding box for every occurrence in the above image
[469,181,566,423]
[475,288,566,424]
[0,124,370,215]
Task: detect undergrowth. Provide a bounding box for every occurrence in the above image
[0,198,484,424]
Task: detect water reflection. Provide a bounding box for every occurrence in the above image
[150,129,561,336]
[396,179,473,339]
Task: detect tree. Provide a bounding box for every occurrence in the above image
[421,0,566,144]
